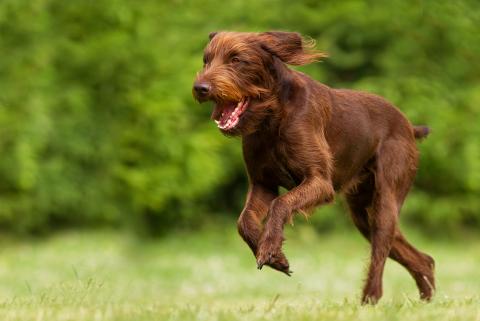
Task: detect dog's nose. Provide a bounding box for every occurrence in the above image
[193,82,211,98]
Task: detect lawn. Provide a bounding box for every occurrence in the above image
[0,223,479,321]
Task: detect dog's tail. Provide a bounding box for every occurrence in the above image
[414,125,430,140]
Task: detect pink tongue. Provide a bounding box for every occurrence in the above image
[219,105,235,126]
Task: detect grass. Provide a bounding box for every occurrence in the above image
[0,223,479,321]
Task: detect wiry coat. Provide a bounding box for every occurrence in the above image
[193,31,435,304]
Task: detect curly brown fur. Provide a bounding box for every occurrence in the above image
[193,31,435,304]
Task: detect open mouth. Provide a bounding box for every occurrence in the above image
[211,98,249,131]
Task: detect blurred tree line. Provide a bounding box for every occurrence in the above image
[0,0,479,235]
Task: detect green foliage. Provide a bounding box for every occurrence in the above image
[0,0,479,234]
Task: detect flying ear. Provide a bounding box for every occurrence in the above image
[258,31,327,66]
[208,31,218,41]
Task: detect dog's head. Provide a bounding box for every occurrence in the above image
[193,31,325,136]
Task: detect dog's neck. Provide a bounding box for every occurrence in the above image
[242,60,307,138]
[271,57,298,105]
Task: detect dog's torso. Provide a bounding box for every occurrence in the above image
[243,71,417,194]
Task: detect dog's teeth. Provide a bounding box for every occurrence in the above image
[214,120,219,125]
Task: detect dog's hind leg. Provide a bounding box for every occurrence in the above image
[351,138,435,304]
[347,182,436,302]
[359,182,397,303]
[358,139,409,304]
[378,137,435,301]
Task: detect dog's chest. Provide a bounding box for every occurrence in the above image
[244,134,304,189]
[263,142,302,189]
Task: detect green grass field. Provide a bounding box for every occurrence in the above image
[0,224,479,321]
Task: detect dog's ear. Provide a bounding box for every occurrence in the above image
[208,31,218,41]
[258,31,327,66]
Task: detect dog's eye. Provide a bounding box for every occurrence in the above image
[231,56,240,64]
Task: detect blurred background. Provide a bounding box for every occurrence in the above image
[1,0,479,236]
[0,0,479,319]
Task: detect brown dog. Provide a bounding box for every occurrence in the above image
[193,31,435,304]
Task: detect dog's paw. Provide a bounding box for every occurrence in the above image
[361,286,382,305]
[256,242,292,276]
[269,252,292,276]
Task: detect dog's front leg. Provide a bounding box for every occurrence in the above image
[256,175,334,274]
[237,183,277,256]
